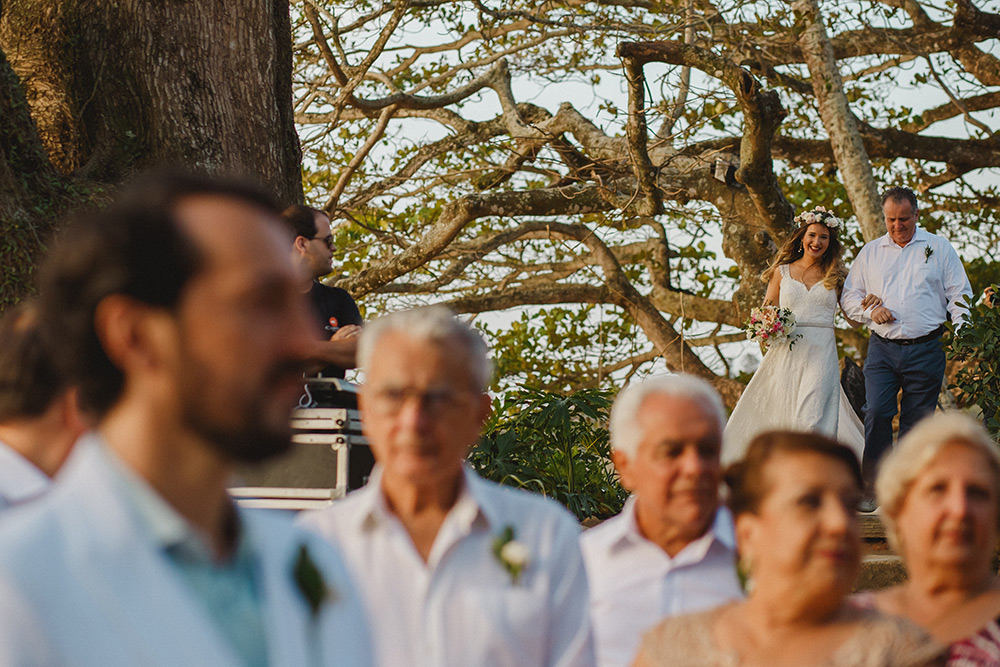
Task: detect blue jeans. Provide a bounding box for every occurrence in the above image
[862,334,945,489]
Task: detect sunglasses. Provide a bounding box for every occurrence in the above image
[313,235,335,250]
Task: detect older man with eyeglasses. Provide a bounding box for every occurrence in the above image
[280,204,363,379]
[300,306,595,667]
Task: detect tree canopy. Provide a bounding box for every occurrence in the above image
[290,0,999,403]
[2,0,997,403]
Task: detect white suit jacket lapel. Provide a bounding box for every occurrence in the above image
[246,511,317,667]
[59,442,245,667]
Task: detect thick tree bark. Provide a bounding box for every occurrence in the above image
[0,0,303,307]
[0,45,66,308]
[794,0,883,242]
[1,0,301,204]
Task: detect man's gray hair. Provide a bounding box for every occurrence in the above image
[876,411,1000,551]
[609,374,727,458]
[357,305,493,392]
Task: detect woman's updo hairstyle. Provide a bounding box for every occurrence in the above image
[725,430,862,518]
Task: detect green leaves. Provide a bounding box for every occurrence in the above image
[945,290,1000,437]
[468,387,626,521]
[483,306,643,392]
[293,544,332,618]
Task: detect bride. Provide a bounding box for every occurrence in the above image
[722,208,875,465]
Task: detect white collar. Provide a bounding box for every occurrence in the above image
[602,495,736,558]
[877,225,929,249]
[79,433,245,563]
[0,439,50,505]
[350,464,499,534]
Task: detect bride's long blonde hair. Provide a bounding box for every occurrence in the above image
[760,209,848,293]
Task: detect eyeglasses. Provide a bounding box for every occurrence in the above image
[312,235,335,250]
[366,386,475,417]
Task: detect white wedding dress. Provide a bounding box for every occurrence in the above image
[722,264,865,466]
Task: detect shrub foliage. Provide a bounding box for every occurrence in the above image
[946,289,1000,437]
[469,387,626,521]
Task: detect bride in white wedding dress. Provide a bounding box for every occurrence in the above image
[722,209,876,465]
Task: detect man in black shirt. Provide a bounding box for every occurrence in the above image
[280,205,363,378]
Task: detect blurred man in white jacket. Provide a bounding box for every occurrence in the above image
[0,302,87,511]
[0,172,373,667]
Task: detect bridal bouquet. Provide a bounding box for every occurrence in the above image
[745,305,800,349]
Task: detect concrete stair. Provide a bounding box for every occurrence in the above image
[858,509,906,592]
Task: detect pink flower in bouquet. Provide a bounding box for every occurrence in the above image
[744,305,800,349]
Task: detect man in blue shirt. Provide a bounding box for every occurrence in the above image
[0,302,87,511]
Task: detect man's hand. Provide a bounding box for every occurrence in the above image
[870,306,896,325]
[308,324,362,370]
[330,324,361,341]
[860,294,883,310]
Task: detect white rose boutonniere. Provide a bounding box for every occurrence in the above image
[492,525,530,585]
[925,246,934,263]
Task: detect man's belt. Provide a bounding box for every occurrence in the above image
[873,325,945,346]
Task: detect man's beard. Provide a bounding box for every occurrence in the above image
[184,406,294,463]
[179,361,304,463]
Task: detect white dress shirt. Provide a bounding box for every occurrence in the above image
[580,498,744,667]
[0,440,50,511]
[300,465,596,667]
[842,227,972,339]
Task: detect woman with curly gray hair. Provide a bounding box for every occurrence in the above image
[862,411,1000,664]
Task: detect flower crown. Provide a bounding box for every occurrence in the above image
[794,206,843,231]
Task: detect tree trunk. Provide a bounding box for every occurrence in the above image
[794,0,884,242]
[1,0,301,204]
[0,45,66,308]
[0,0,302,308]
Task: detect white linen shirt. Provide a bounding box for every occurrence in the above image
[300,465,596,667]
[0,440,50,511]
[841,227,972,339]
[580,498,744,667]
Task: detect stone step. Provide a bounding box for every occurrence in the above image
[857,554,906,592]
[859,511,892,549]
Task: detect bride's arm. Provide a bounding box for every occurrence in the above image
[842,293,882,328]
[763,268,782,307]
[842,308,865,329]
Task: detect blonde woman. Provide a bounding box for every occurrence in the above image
[863,412,1000,665]
[722,208,877,465]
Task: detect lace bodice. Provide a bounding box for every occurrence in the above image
[779,264,837,328]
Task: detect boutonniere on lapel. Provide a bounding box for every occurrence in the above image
[294,544,333,617]
[925,246,934,263]
[492,525,530,585]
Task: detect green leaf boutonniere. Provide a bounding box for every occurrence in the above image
[492,525,530,585]
[294,544,333,617]
[925,246,934,263]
